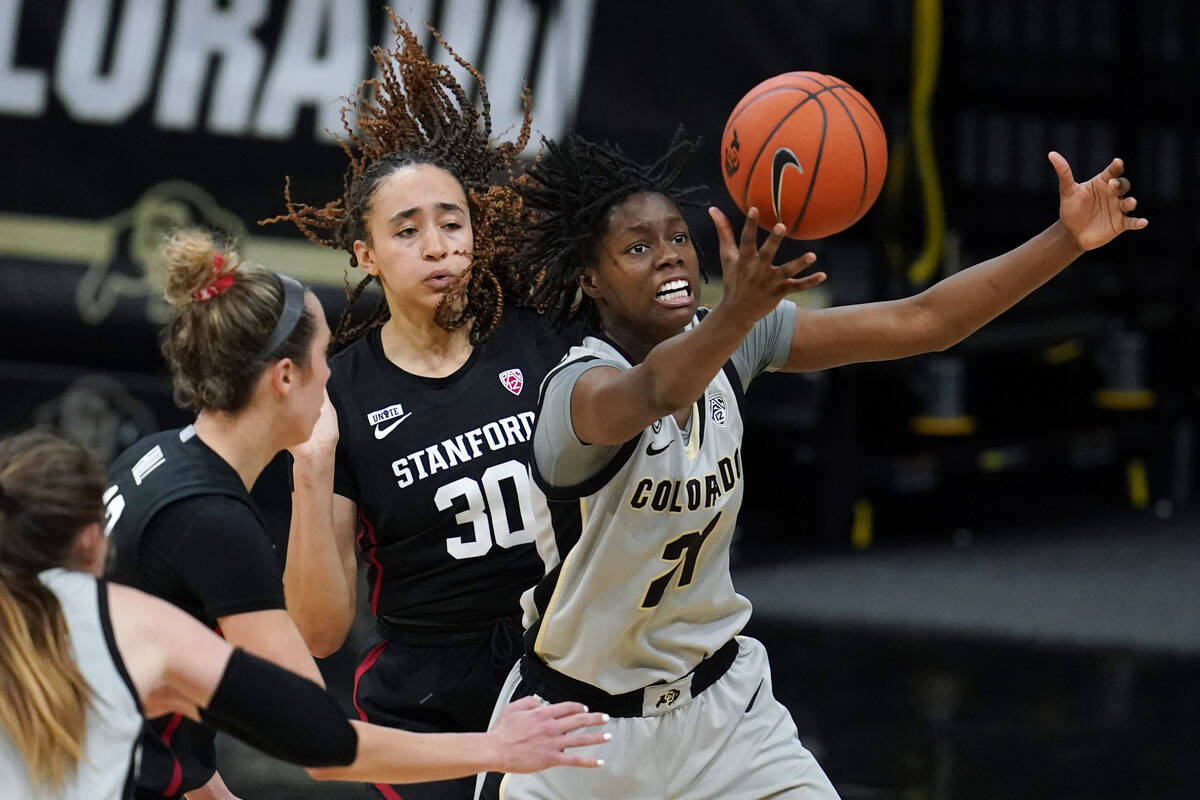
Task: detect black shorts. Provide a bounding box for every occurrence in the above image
[133,713,217,799]
[353,615,524,800]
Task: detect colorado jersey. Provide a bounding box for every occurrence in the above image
[329,307,576,625]
[0,570,142,800]
[526,303,797,694]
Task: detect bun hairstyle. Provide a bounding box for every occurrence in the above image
[159,229,316,413]
[0,431,105,792]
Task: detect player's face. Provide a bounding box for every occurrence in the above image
[287,292,332,445]
[584,192,700,347]
[353,164,474,321]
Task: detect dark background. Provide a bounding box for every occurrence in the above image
[2,1,1197,798]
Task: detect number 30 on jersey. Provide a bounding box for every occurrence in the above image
[435,460,541,559]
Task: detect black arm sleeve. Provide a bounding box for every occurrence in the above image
[200,649,359,767]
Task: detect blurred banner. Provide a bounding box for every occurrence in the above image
[1,0,905,369]
[0,0,599,357]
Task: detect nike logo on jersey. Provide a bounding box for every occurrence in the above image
[771,147,804,223]
[367,403,413,440]
[645,440,673,457]
[373,413,412,440]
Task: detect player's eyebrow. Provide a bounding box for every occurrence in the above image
[389,202,466,222]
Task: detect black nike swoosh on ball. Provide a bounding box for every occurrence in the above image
[771,147,804,223]
[645,441,673,456]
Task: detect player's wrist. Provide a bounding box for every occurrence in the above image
[290,459,334,490]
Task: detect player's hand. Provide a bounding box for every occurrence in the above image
[180,770,243,800]
[288,391,339,486]
[708,206,825,330]
[489,696,611,773]
[1051,152,1148,251]
[290,391,339,459]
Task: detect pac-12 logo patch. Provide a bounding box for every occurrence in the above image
[499,369,524,395]
[709,392,728,428]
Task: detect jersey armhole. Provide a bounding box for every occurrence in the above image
[96,579,144,715]
[532,353,643,500]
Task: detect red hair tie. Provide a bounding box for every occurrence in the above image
[194,252,234,301]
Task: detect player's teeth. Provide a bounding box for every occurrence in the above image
[656,279,689,297]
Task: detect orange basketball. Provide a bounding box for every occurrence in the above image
[721,71,887,240]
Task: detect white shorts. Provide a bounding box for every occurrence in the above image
[474,636,839,800]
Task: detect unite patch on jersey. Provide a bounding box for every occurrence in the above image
[367,403,413,440]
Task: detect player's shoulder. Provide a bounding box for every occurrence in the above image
[108,427,187,475]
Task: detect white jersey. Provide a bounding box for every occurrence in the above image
[0,569,143,800]
[524,303,796,694]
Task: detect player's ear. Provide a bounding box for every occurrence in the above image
[353,239,379,276]
[269,358,295,396]
[578,267,601,300]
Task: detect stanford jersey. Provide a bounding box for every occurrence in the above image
[105,425,282,798]
[329,307,573,626]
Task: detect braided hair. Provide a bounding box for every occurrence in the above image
[515,129,707,331]
[262,10,534,349]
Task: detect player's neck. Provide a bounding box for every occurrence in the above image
[598,318,682,366]
[379,312,474,378]
[192,410,279,490]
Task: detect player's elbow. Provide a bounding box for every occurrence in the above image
[307,629,349,659]
[299,618,351,659]
[646,379,695,418]
[305,765,343,782]
[900,298,969,356]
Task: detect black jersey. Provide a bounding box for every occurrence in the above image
[105,425,283,797]
[330,307,574,627]
[105,426,282,623]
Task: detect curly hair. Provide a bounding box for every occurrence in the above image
[514,129,707,331]
[262,10,534,350]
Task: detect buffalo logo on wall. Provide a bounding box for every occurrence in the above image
[33,374,158,467]
[75,181,245,326]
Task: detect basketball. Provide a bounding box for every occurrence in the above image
[720,71,887,240]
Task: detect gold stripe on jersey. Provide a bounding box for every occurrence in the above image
[684,400,701,460]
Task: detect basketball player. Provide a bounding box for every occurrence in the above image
[0,430,610,800]
[475,133,1147,799]
[268,16,577,800]
[105,228,332,799]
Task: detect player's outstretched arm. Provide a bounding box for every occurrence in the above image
[781,153,1148,373]
[108,584,609,784]
[284,392,360,657]
[570,207,825,446]
[310,696,609,784]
